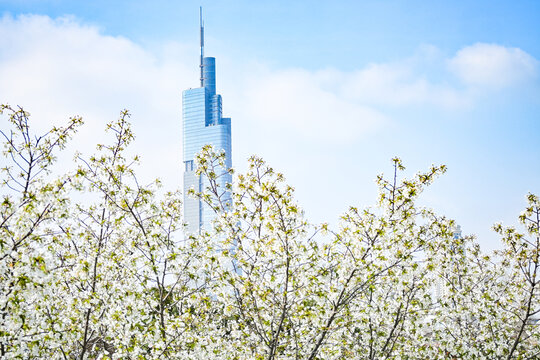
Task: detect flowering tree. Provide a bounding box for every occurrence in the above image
[194,152,457,359]
[192,148,326,359]
[0,105,82,357]
[1,105,539,359]
[422,194,540,359]
[327,159,455,359]
[494,193,540,358]
[1,107,211,359]
[47,111,212,358]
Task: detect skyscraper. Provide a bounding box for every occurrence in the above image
[183,8,232,234]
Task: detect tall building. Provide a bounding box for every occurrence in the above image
[183,8,232,234]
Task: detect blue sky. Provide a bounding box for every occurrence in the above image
[0,0,539,249]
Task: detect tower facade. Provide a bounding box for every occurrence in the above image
[183,9,232,234]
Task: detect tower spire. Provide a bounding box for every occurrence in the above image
[199,6,204,87]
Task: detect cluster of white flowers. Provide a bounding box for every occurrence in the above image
[1,105,539,359]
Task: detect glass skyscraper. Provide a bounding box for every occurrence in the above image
[183,9,232,234]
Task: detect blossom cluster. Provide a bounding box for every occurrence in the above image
[1,106,538,359]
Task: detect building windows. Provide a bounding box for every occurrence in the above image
[184,160,194,172]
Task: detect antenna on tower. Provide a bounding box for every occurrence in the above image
[199,6,204,87]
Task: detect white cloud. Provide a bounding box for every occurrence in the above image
[229,67,386,143]
[341,63,466,108]
[448,43,539,88]
[0,14,194,188]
